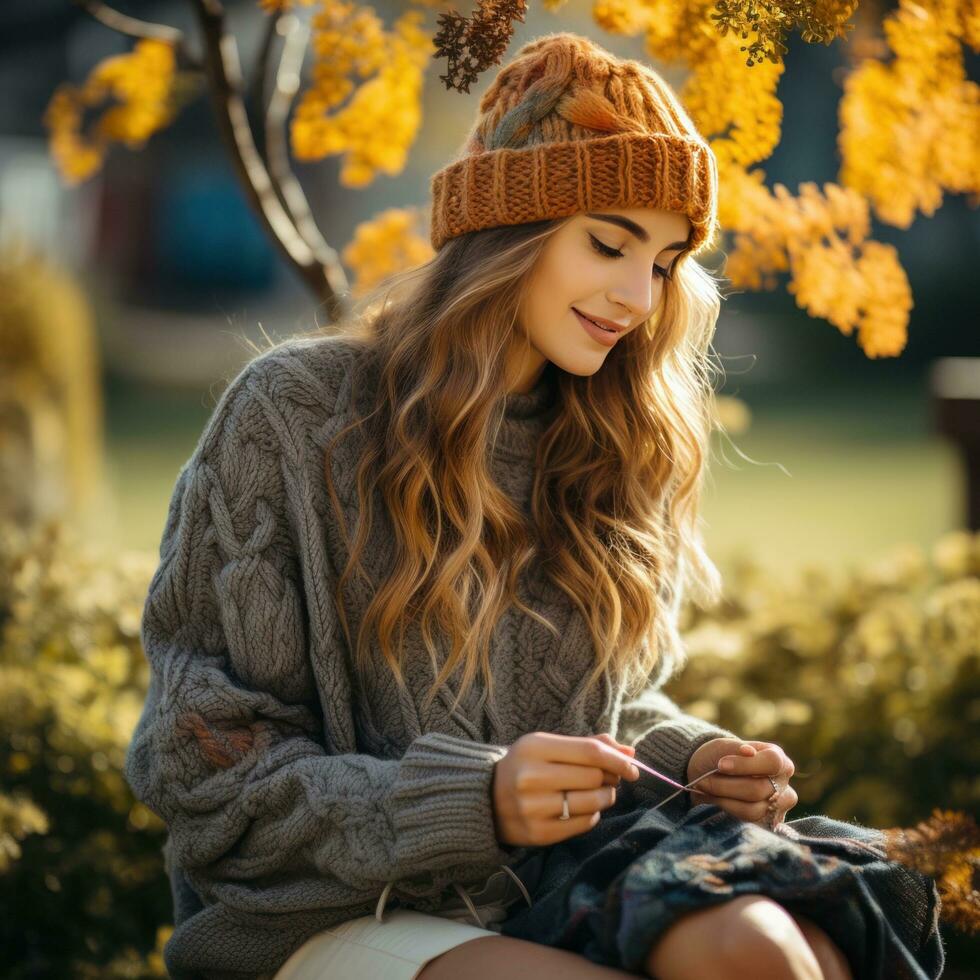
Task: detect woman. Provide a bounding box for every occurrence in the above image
[124,31,944,980]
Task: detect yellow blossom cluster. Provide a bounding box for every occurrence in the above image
[624,0,858,69]
[838,0,980,228]
[784,202,912,359]
[574,0,974,355]
[590,0,647,35]
[966,0,980,48]
[626,0,790,170]
[341,206,434,296]
[718,169,912,356]
[290,0,434,186]
[719,167,913,357]
[42,39,180,186]
[683,33,786,171]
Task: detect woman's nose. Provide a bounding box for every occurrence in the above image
[609,282,656,321]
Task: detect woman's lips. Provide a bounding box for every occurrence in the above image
[573,307,621,346]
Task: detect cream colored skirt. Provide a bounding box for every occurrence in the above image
[271,909,502,979]
[270,867,525,979]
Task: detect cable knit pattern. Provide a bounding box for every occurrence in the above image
[124,334,737,979]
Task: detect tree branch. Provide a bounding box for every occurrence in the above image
[190,0,349,319]
[247,11,280,163]
[265,15,341,275]
[71,0,202,70]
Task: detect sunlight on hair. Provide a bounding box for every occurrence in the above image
[257,218,730,717]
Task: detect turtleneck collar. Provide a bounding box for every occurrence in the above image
[345,339,558,464]
[492,361,558,462]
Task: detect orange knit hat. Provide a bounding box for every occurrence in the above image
[429,32,719,257]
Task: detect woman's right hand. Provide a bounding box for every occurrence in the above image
[491,731,640,847]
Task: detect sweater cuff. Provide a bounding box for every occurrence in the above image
[390,731,511,872]
[633,715,739,820]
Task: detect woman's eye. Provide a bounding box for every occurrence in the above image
[588,234,671,281]
[588,233,621,259]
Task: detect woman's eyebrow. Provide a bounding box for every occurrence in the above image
[585,212,689,252]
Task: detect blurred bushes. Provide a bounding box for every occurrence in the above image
[648,533,980,830]
[0,242,105,530]
[0,520,168,978]
[1,518,977,976]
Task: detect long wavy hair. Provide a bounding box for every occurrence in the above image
[293,216,727,716]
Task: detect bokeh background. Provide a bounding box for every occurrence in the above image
[1,1,978,977]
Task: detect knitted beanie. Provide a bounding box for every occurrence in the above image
[430,32,719,257]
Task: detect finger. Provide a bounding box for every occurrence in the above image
[532,732,640,781]
[714,797,774,824]
[529,784,617,820]
[757,785,797,830]
[717,745,783,776]
[594,732,637,756]
[702,774,778,803]
[740,742,796,780]
[776,786,799,820]
[528,760,631,791]
[537,811,602,846]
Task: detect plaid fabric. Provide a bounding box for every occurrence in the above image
[498,781,945,979]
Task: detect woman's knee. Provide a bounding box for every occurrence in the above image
[645,894,822,980]
[716,896,822,980]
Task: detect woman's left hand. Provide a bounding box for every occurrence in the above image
[686,738,798,829]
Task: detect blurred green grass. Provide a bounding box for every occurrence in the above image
[702,378,961,577]
[102,373,962,575]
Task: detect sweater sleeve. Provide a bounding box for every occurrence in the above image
[123,357,515,937]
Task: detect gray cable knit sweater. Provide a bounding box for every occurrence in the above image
[123,334,738,979]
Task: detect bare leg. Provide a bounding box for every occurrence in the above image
[417,899,851,980]
[417,935,639,979]
[645,895,823,980]
[790,913,854,980]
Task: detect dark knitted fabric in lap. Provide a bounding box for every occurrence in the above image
[499,781,945,980]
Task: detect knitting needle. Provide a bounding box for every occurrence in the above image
[625,754,717,796]
[602,748,723,818]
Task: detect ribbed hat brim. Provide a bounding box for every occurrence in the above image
[430,131,718,253]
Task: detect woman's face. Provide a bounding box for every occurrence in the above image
[507,207,692,394]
